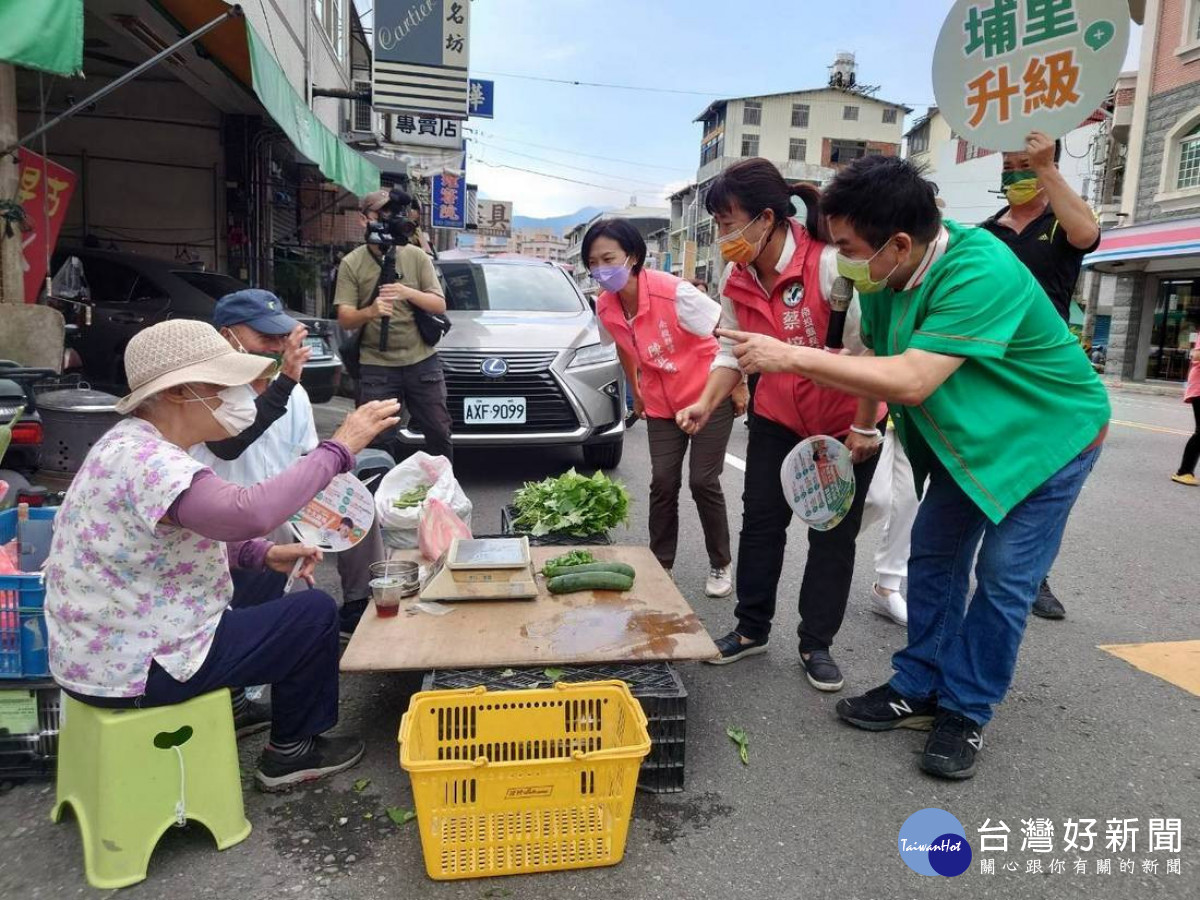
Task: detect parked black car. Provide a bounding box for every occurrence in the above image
[49,248,341,402]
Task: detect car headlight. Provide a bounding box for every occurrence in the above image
[568,342,618,369]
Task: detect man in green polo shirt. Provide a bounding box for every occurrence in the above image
[717,156,1109,779]
[336,190,452,461]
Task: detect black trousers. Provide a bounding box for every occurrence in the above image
[734,414,881,651]
[1178,398,1200,476]
[359,356,454,463]
[65,590,341,744]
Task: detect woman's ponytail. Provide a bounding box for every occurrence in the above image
[790,182,828,242]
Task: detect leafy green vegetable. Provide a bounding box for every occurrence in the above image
[386,807,417,826]
[542,550,595,574]
[726,726,749,766]
[543,667,565,682]
[353,778,371,793]
[512,469,630,537]
[391,483,430,509]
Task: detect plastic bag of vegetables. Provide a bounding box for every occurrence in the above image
[376,451,473,549]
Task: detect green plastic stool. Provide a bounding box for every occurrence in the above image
[51,689,252,889]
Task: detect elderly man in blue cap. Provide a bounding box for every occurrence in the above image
[191,289,384,638]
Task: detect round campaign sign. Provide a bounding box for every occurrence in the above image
[288,472,376,552]
[932,0,1129,151]
[780,435,856,531]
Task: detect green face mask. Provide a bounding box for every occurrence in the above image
[1001,169,1040,206]
[836,240,899,294]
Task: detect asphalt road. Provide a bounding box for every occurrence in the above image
[1,387,1197,900]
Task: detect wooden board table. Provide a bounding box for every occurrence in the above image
[340,545,719,672]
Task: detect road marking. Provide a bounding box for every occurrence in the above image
[1099,640,1200,697]
[1110,418,1192,437]
[725,453,746,472]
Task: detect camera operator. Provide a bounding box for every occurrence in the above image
[335,190,453,462]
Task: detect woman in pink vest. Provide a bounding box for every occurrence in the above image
[1171,334,1200,485]
[675,158,885,690]
[584,218,741,598]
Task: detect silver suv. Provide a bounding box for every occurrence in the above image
[395,257,626,469]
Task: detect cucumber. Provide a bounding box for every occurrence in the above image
[548,572,635,594]
[543,561,637,580]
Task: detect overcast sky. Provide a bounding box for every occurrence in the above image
[356,1,1143,218]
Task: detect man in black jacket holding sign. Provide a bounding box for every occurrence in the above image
[979,131,1101,620]
[335,190,453,462]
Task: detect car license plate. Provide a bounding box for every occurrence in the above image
[464,397,526,424]
[304,336,330,358]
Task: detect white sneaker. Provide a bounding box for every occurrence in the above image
[871,584,908,626]
[705,566,733,599]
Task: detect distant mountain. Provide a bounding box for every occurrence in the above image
[512,206,611,235]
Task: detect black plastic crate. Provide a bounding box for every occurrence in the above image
[0,679,60,781]
[499,505,613,547]
[422,662,686,793]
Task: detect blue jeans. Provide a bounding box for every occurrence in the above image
[890,445,1102,726]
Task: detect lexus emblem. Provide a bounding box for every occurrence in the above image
[481,357,508,378]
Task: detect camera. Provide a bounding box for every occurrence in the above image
[365,188,418,247]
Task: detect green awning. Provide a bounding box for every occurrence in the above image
[245,23,379,197]
[0,0,83,76]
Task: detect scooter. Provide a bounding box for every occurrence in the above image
[0,365,61,510]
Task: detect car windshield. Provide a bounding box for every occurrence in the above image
[173,271,249,300]
[437,262,583,313]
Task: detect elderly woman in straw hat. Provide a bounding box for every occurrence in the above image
[44,319,399,791]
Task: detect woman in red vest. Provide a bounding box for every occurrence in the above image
[584,218,741,598]
[676,158,885,690]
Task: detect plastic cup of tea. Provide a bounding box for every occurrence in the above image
[370,577,403,617]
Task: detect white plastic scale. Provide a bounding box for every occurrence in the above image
[419,537,539,602]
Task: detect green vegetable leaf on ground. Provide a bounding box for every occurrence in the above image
[352,778,371,793]
[386,807,417,826]
[543,667,565,683]
[726,726,749,766]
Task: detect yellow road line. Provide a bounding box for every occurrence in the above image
[1110,419,1192,436]
[1099,640,1200,697]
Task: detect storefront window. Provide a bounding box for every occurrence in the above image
[1146,278,1200,380]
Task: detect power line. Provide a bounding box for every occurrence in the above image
[474,69,720,97]
[471,140,670,190]
[466,128,693,174]
[467,156,642,195]
[475,69,938,110]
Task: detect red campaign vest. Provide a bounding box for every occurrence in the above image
[722,219,863,438]
[596,269,718,419]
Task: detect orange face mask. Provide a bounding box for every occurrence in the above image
[718,213,766,265]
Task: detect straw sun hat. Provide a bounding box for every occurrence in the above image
[115,319,274,414]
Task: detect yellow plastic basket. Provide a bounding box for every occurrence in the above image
[399,680,651,880]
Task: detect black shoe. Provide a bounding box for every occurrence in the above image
[233,697,272,739]
[836,683,937,731]
[1031,578,1065,619]
[800,649,844,692]
[705,630,768,665]
[339,598,369,640]
[920,710,984,780]
[255,735,366,792]
[624,411,640,429]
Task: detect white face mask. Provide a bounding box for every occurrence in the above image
[186,384,258,437]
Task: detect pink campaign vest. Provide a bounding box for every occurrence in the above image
[722,220,865,438]
[596,269,719,419]
[1186,335,1200,403]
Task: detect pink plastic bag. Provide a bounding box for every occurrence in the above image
[0,539,19,575]
[418,497,472,561]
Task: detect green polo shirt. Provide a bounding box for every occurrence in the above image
[334,243,443,368]
[859,220,1109,523]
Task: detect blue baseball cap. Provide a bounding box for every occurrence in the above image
[213,289,300,335]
